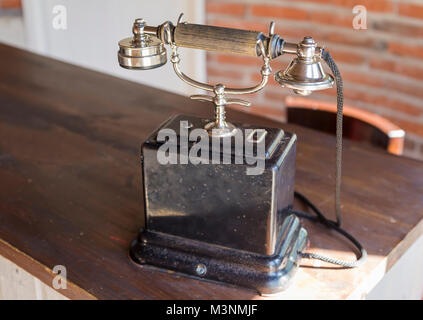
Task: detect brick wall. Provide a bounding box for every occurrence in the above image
[0,0,21,10]
[206,0,423,160]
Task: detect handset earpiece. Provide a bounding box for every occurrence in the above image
[118,19,167,70]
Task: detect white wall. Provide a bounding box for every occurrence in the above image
[367,233,423,300]
[0,255,67,300]
[21,0,206,96]
[0,15,25,49]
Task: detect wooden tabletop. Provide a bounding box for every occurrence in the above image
[1,44,423,300]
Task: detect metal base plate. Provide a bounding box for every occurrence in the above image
[130,214,308,294]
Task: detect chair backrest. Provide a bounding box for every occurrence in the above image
[285,97,405,155]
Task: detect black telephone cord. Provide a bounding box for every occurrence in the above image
[292,191,367,268]
[290,49,367,268]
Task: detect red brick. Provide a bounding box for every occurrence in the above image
[340,71,423,102]
[370,58,423,82]
[319,87,423,117]
[206,52,216,63]
[273,26,318,41]
[337,0,393,12]
[250,72,289,88]
[0,0,21,9]
[287,0,332,4]
[342,70,423,101]
[273,25,383,50]
[309,11,352,28]
[385,117,423,137]
[251,5,308,20]
[357,94,422,117]
[208,19,268,32]
[384,79,423,101]
[206,3,247,16]
[388,42,423,60]
[342,71,383,87]
[372,20,423,38]
[286,0,393,12]
[325,32,386,50]
[272,26,382,50]
[216,54,261,67]
[329,50,365,65]
[250,73,261,84]
[399,3,423,20]
[207,67,244,80]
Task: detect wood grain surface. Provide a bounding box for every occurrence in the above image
[0,44,422,299]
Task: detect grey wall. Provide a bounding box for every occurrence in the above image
[21,0,206,96]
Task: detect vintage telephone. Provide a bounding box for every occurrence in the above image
[118,14,367,294]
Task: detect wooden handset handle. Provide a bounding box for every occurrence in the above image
[173,23,265,57]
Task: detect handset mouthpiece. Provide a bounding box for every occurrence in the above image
[275,37,334,96]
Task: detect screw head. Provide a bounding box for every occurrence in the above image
[195,263,207,276]
[214,84,225,95]
[134,18,145,26]
[302,36,315,44]
[133,19,146,37]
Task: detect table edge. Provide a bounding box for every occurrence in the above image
[0,239,96,300]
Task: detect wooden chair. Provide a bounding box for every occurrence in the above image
[285,96,405,155]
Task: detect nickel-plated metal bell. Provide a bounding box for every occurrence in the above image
[275,37,334,96]
[118,19,167,70]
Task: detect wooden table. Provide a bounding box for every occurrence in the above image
[1,44,423,300]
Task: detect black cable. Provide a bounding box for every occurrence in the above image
[292,191,367,268]
[289,50,367,268]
